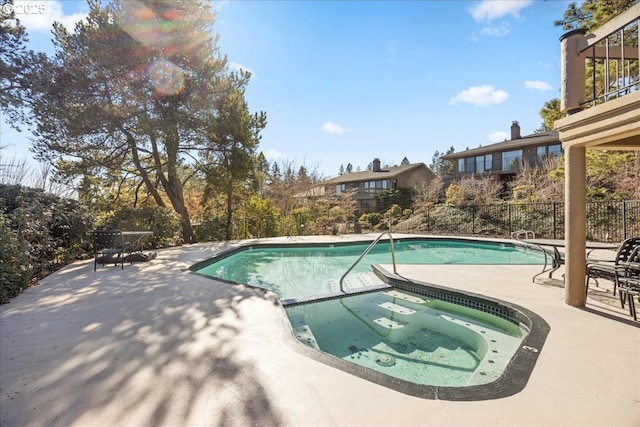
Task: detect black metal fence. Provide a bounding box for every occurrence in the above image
[405,200,639,242]
[219,200,639,243]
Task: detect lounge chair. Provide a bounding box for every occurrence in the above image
[93,230,132,271]
[615,246,640,321]
[585,236,640,295]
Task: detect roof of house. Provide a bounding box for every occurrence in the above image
[442,130,560,160]
[322,162,432,185]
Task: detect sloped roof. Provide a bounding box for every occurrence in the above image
[441,130,560,160]
[322,162,432,185]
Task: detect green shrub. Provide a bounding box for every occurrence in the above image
[95,205,182,247]
[1,184,95,281]
[194,215,227,242]
[359,212,381,228]
[445,183,464,206]
[388,204,403,218]
[377,188,414,211]
[0,213,32,304]
[244,196,282,238]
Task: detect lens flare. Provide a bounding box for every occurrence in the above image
[115,0,214,95]
[147,59,184,95]
[118,1,169,50]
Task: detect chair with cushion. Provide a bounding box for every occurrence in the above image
[93,230,132,271]
[585,236,640,295]
[615,246,640,321]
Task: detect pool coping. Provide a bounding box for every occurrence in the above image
[189,237,551,401]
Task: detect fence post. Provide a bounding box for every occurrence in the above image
[622,200,627,240]
[508,203,512,236]
[553,202,557,239]
[472,206,476,234]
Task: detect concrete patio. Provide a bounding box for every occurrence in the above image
[1,234,638,426]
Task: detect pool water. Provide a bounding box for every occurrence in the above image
[286,289,524,387]
[195,239,543,300]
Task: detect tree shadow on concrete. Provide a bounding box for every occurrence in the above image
[0,244,287,426]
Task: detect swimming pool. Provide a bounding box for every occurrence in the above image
[194,238,545,301]
[191,237,549,400]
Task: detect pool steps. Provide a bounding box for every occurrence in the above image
[338,230,398,293]
[377,301,417,315]
[383,289,426,304]
[329,271,385,293]
[372,317,406,329]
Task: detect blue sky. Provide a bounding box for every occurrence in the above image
[1,0,572,179]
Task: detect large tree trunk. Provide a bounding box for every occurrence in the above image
[166,174,196,244]
[179,210,196,244]
[161,118,196,244]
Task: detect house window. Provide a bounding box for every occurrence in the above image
[501,150,522,171]
[474,155,492,172]
[362,180,388,194]
[465,157,475,173]
[548,144,562,156]
[537,144,563,161]
[336,184,345,195]
[485,154,493,171]
[460,154,492,173]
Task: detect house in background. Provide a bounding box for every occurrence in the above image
[315,158,437,213]
[442,121,562,185]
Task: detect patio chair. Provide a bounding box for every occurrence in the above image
[93,230,132,271]
[585,236,640,295]
[615,246,640,321]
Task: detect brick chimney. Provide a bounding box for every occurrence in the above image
[511,121,521,140]
[372,158,381,172]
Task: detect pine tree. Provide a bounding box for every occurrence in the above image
[27,0,266,243]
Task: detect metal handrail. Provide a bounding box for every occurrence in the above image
[339,231,397,293]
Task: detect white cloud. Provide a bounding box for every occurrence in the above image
[449,85,509,107]
[264,149,283,161]
[525,80,552,91]
[479,24,510,37]
[321,122,346,134]
[15,0,87,33]
[229,62,256,77]
[469,0,533,23]
[488,131,509,143]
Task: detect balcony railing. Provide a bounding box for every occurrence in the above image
[560,4,640,114]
